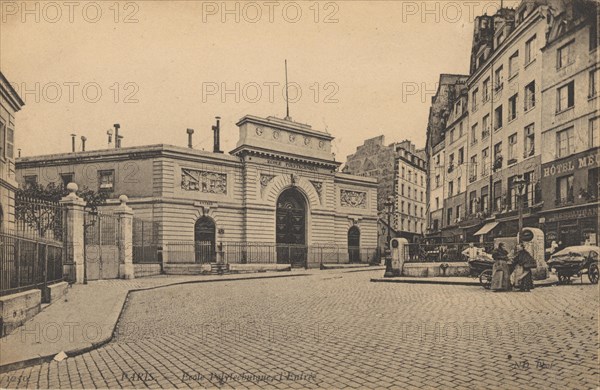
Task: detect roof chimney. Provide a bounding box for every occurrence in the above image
[187,128,194,148]
[117,135,123,148]
[114,124,120,148]
[212,116,223,153]
[81,136,87,151]
[71,134,77,152]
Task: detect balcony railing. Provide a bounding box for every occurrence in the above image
[555,196,575,207]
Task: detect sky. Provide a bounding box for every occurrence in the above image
[1,0,519,162]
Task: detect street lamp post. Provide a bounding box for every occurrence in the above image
[383,195,395,277]
[514,175,527,241]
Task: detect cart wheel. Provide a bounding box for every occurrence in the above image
[479,270,492,289]
[588,263,599,285]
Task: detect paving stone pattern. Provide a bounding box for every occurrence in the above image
[1,270,598,389]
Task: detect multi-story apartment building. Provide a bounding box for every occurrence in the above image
[0,72,25,231]
[441,91,471,238]
[425,0,598,246]
[464,2,547,241]
[538,0,599,246]
[425,74,468,237]
[393,140,427,240]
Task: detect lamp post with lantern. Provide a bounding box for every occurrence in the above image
[514,175,527,240]
[383,195,395,277]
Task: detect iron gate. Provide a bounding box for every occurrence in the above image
[84,211,120,280]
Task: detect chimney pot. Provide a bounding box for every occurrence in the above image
[187,128,194,148]
[212,117,223,153]
[81,136,87,152]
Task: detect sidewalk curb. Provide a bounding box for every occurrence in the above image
[0,272,311,374]
[370,277,559,288]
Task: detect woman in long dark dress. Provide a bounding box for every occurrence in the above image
[491,243,511,291]
[512,243,535,292]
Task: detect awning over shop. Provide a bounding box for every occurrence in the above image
[474,222,499,236]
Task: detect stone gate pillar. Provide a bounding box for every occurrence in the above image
[60,183,86,284]
[115,195,134,280]
[390,238,409,277]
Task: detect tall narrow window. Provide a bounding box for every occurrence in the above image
[0,122,5,159]
[482,147,490,176]
[472,88,479,111]
[458,148,464,165]
[509,51,519,78]
[494,66,504,91]
[508,133,517,164]
[470,155,478,182]
[557,40,574,69]
[524,124,535,157]
[482,114,490,138]
[483,78,490,102]
[525,34,537,64]
[556,127,574,158]
[6,128,14,159]
[557,81,575,112]
[590,69,599,98]
[590,117,599,148]
[524,81,536,111]
[509,94,518,121]
[494,105,503,130]
[471,123,478,144]
[556,175,574,205]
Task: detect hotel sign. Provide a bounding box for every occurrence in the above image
[542,151,599,178]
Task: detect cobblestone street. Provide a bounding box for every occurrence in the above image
[1,270,598,389]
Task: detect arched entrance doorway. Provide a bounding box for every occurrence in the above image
[348,226,360,262]
[276,188,307,266]
[195,216,216,263]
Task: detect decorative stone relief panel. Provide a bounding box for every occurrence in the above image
[260,174,275,195]
[340,189,366,208]
[310,181,323,201]
[181,168,227,194]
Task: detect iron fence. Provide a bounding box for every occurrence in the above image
[404,242,494,263]
[132,218,160,263]
[14,195,64,241]
[0,231,64,298]
[166,241,215,264]
[165,241,380,266]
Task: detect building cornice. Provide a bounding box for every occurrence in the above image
[236,115,334,141]
[0,72,25,112]
[231,145,341,169]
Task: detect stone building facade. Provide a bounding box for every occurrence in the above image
[0,72,25,231]
[393,140,427,240]
[16,115,378,264]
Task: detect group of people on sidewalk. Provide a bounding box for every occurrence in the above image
[490,242,537,292]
